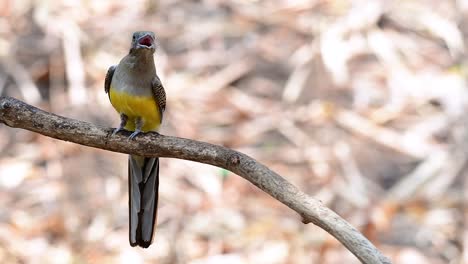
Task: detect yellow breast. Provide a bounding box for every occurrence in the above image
[109,87,161,132]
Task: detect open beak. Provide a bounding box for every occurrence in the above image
[137,34,154,49]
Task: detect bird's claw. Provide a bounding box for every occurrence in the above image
[112,127,124,136]
[128,130,141,140]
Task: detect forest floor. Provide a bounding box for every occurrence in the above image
[0,1,467,263]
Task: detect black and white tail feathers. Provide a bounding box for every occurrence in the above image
[128,155,159,248]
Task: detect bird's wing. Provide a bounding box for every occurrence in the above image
[104,65,116,97]
[151,75,166,121]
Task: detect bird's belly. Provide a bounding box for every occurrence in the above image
[109,88,161,132]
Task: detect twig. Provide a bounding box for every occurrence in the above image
[386,150,447,202]
[335,108,441,159]
[0,96,391,264]
[282,42,318,103]
[62,20,87,105]
[2,58,41,104]
[199,58,254,93]
[334,141,370,208]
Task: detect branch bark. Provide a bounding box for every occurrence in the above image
[0,96,391,264]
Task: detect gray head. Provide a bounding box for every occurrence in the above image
[129,31,156,55]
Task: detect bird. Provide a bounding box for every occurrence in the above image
[104,31,166,248]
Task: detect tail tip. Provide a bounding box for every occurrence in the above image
[138,240,152,248]
[130,238,153,248]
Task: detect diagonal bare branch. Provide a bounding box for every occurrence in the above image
[0,96,391,264]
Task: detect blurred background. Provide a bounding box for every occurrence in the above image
[0,0,467,263]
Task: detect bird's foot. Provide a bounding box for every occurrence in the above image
[113,114,129,136]
[112,127,124,136]
[128,130,142,140]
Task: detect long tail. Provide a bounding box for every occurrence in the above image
[128,155,159,248]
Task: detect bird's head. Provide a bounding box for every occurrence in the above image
[129,31,156,55]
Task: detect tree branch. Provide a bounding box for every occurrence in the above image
[0,96,391,264]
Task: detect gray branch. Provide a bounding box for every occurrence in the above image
[0,96,391,264]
